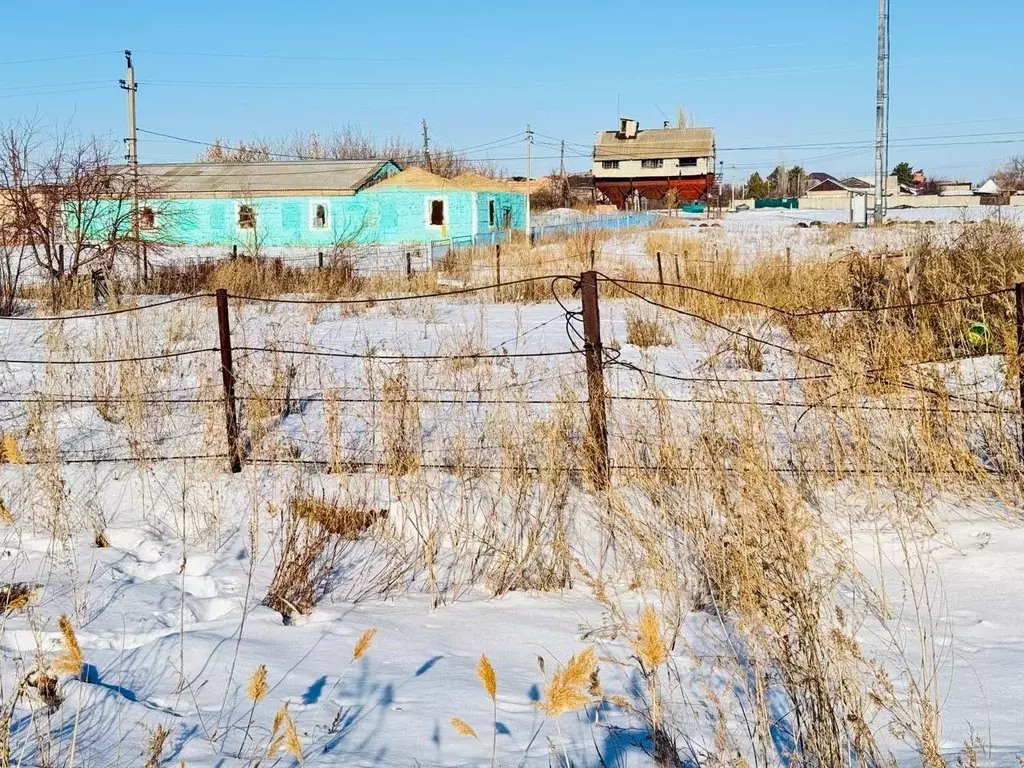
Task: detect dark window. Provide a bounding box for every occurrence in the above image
[678,157,698,167]
[312,203,327,229]
[502,208,512,229]
[641,159,664,169]
[238,204,256,229]
[139,207,156,230]
[488,199,496,227]
[429,199,445,226]
[601,160,620,170]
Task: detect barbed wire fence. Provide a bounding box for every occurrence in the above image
[0,271,1021,483]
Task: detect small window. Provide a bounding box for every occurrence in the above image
[311,202,328,229]
[488,199,496,227]
[502,208,512,229]
[678,157,698,167]
[641,159,664,169]
[429,199,445,226]
[139,207,156,230]
[237,204,256,229]
[601,160,620,170]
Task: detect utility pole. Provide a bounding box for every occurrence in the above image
[422,118,432,173]
[119,50,140,279]
[873,0,890,226]
[559,139,567,208]
[525,124,533,240]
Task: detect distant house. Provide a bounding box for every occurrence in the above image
[125,160,525,248]
[938,181,974,196]
[592,118,716,209]
[805,175,900,196]
[807,172,841,186]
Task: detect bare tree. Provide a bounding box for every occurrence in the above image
[0,121,175,309]
[994,155,1024,192]
[198,126,506,179]
[0,212,27,316]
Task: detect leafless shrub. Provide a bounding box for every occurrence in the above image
[263,495,380,622]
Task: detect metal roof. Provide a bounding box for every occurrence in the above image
[594,127,715,160]
[136,159,398,197]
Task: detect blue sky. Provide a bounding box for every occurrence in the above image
[2,0,1022,184]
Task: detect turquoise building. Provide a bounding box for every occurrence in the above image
[134,161,526,248]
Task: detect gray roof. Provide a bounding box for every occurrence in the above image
[137,159,399,197]
[594,127,715,160]
[839,177,873,190]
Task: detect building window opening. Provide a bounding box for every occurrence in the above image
[641,159,664,169]
[678,157,698,167]
[238,204,256,229]
[312,203,327,229]
[139,207,156,230]
[429,199,445,226]
[488,199,496,227]
[601,160,620,170]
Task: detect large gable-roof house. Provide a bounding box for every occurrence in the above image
[130,159,525,248]
[593,118,716,209]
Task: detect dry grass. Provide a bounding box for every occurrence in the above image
[4,217,1022,765]
[54,616,83,677]
[540,647,599,716]
[143,724,170,768]
[263,497,364,621]
[626,309,672,347]
[0,583,37,615]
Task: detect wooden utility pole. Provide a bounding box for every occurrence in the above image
[406,251,413,280]
[580,271,610,488]
[656,251,664,289]
[525,125,533,242]
[216,289,242,473]
[495,243,502,288]
[119,50,140,281]
[422,118,432,172]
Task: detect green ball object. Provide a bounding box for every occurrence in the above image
[966,322,989,347]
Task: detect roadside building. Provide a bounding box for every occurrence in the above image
[592,118,715,209]
[128,160,525,248]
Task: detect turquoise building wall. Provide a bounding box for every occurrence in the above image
[140,186,526,248]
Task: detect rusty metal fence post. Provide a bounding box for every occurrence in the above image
[580,271,610,488]
[216,288,242,473]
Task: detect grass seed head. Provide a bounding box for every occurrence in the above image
[268,704,303,764]
[540,647,598,716]
[633,605,669,670]
[476,654,496,702]
[353,627,378,660]
[450,717,478,739]
[246,664,269,703]
[54,615,83,677]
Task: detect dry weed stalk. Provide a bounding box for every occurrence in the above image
[143,723,170,768]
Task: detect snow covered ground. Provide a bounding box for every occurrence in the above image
[597,206,1023,267]
[0,236,1023,765]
